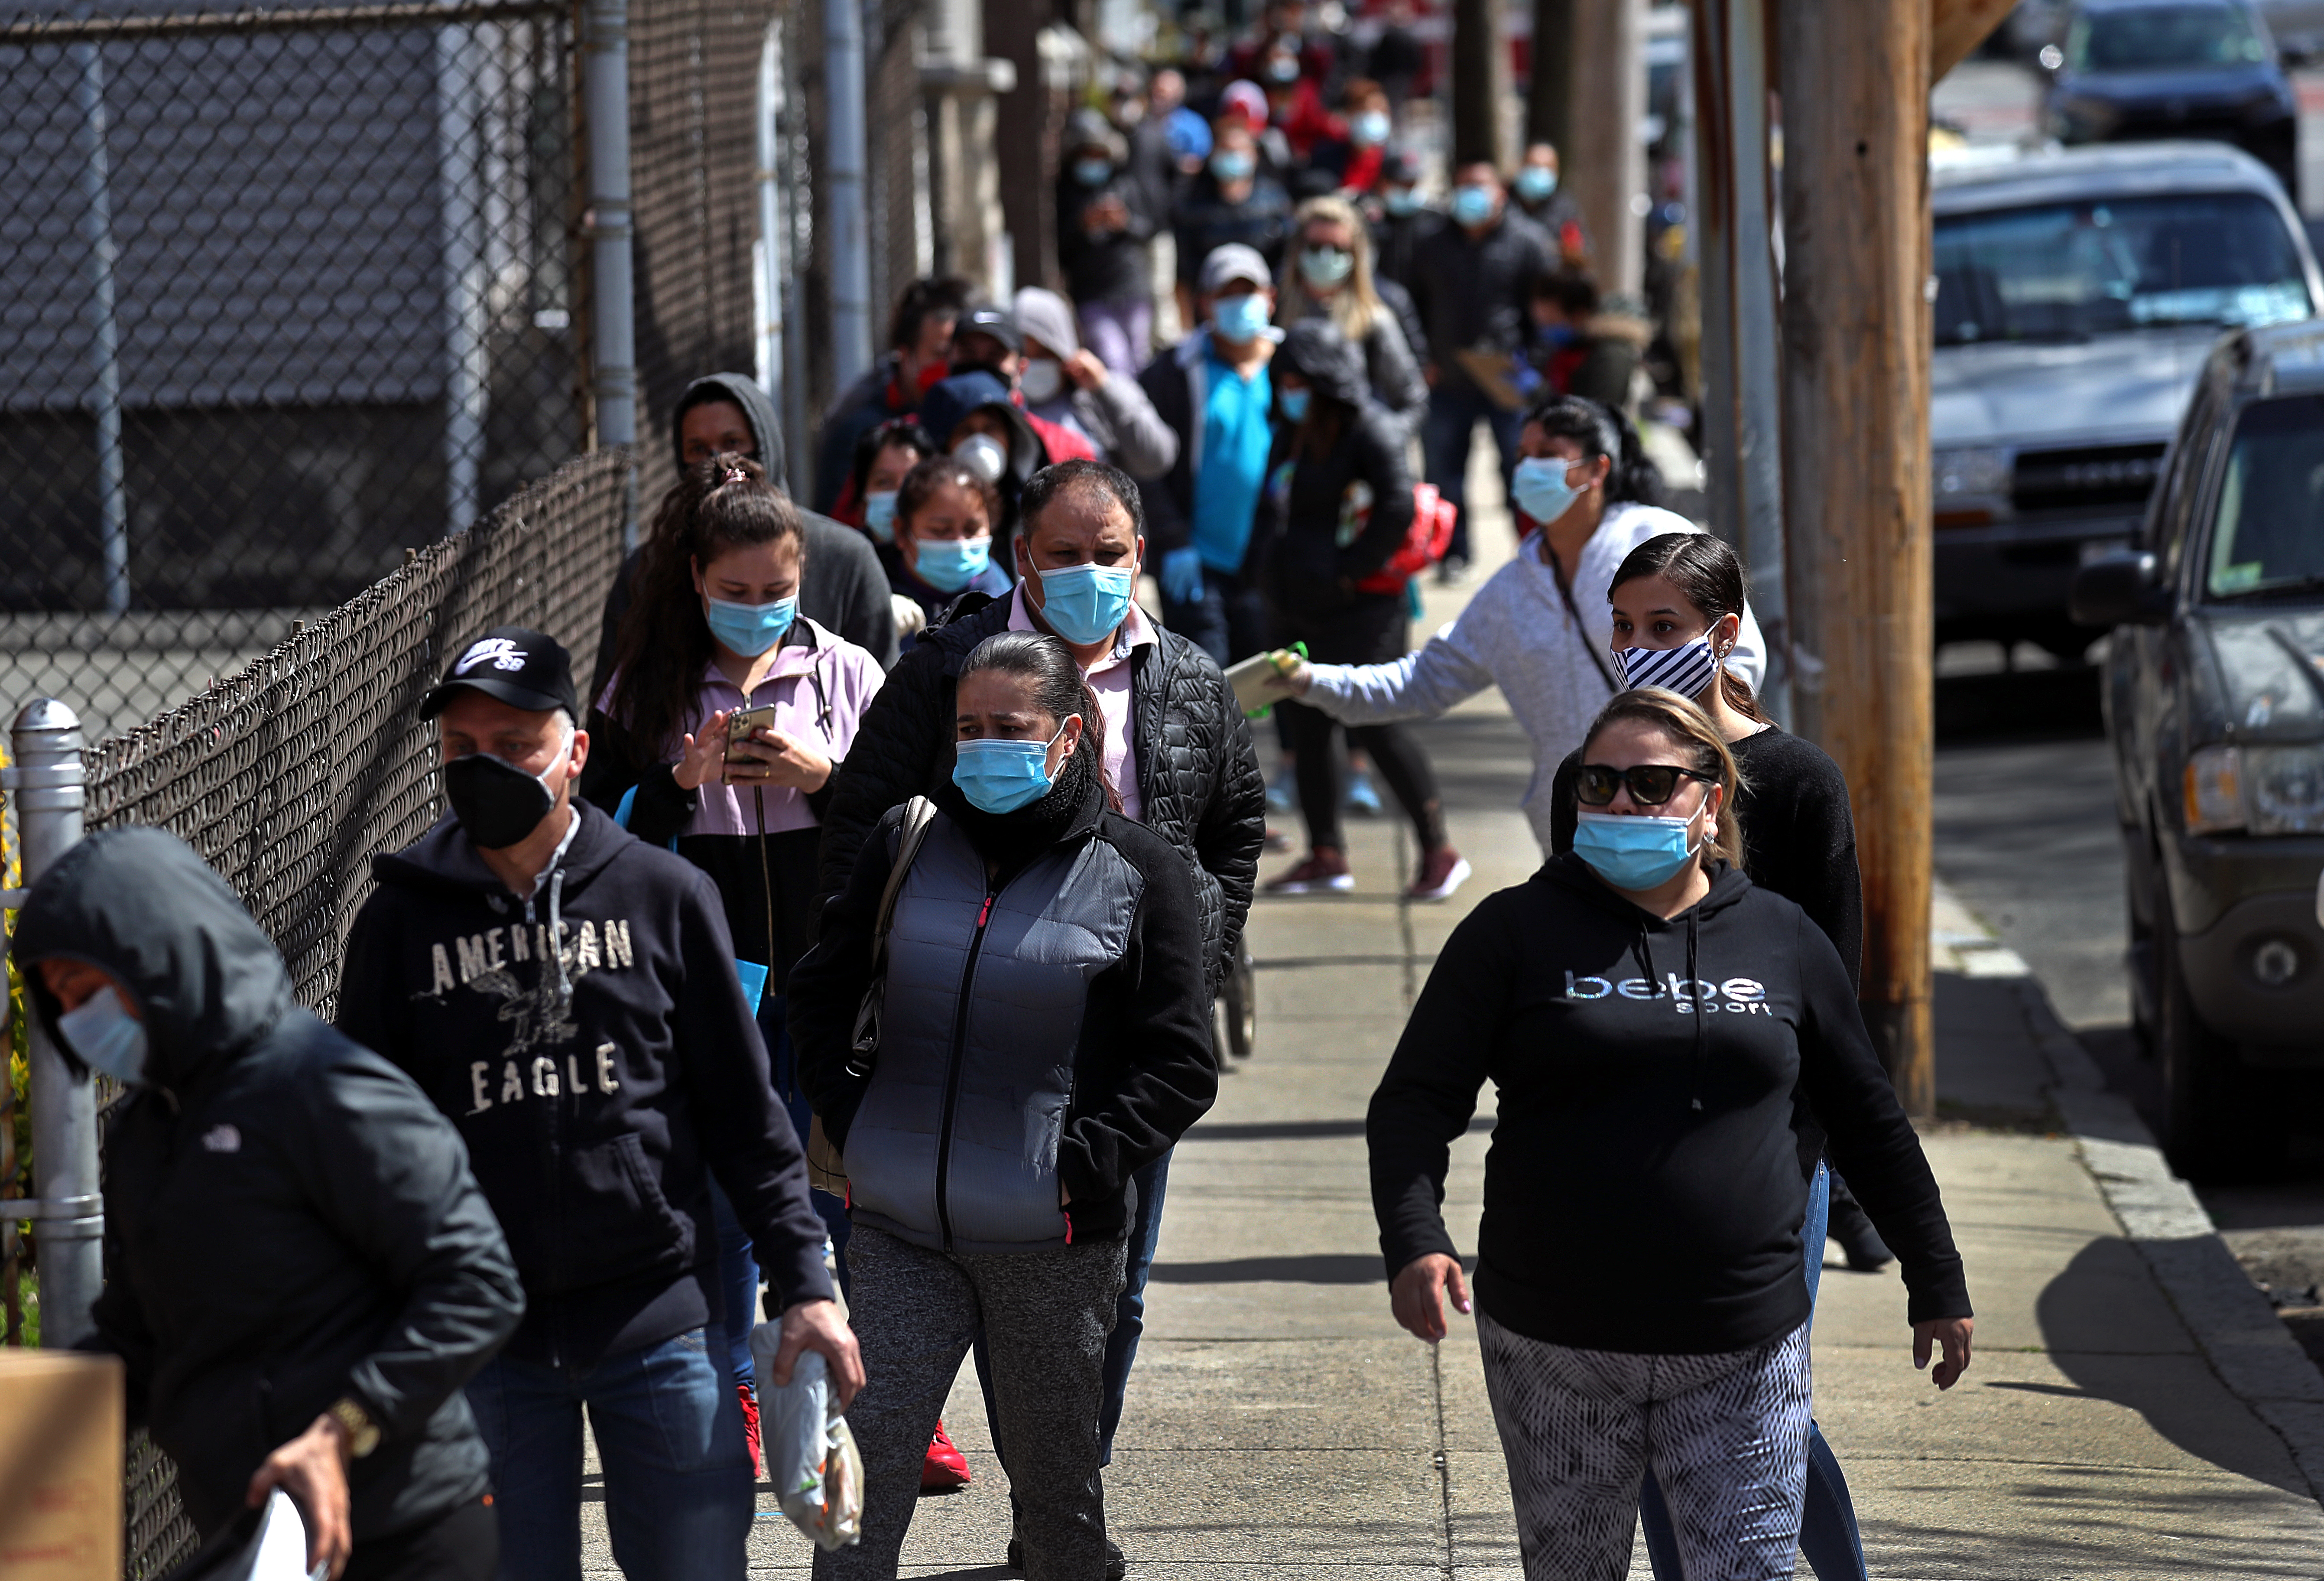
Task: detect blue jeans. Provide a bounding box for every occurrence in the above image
[1639,1162,1869,1581]
[1422,383,1526,566]
[1159,564,1269,670]
[974,1147,1172,1473]
[712,994,853,1394]
[467,1327,752,1581]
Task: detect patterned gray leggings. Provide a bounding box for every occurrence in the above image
[1478,1312,1814,1581]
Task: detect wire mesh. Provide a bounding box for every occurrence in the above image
[1,0,585,744]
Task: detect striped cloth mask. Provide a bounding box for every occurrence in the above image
[1614,638,1717,699]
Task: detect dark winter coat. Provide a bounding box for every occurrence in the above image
[789,763,1216,1248]
[591,372,897,702]
[1057,173,1155,306]
[811,591,1266,995]
[1369,857,1970,1355]
[16,828,523,1544]
[1406,210,1556,390]
[338,800,837,1370]
[1132,328,1284,567]
[1288,296,1427,436]
[814,352,912,514]
[1171,171,1294,285]
[1264,319,1417,634]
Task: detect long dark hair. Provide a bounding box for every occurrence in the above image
[895,452,999,541]
[1523,394,1663,507]
[957,630,1121,811]
[607,452,805,757]
[1609,532,1763,723]
[851,417,935,505]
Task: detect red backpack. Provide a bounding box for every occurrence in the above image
[1354,483,1459,594]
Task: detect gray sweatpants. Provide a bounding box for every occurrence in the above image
[1477,1311,1814,1581]
[815,1224,1128,1581]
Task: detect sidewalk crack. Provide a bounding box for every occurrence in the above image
[1430,1339,1454,1577]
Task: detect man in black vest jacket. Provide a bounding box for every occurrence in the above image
[813,460,1265,1510]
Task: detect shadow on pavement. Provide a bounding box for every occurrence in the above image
[1934,660,2103,743]
[1147,1254,1385,1285]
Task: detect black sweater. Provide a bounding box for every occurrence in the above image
[339,801,836,1369]
[1549,724,1863,989]
[1367,857,1967,1355]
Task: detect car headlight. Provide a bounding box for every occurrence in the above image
[2186,745,2244,833]
[1935,446,2011,500]
[2246,745,2324,834]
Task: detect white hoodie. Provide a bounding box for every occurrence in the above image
[1300,503,1766,851]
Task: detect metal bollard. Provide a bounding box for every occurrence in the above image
[3,699,103,1347]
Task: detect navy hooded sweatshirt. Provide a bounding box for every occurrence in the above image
[338,798,836,1370]
[1368,855,1969,1355]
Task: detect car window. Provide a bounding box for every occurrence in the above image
[2067,3,2266,70]
[1934,193,2310,346]
[2203,394,2324,599]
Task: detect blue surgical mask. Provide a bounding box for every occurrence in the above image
[1211,150,1256,182]
[1511,455,1584,524]
[1615,637,1719,699]
[1037,562,1136,645]
[953,724,1072,814]
[1352,111,1390,146]
[1073,156,1113,187]
[704,593,799,656]
[1451,184,1496,228]
[1515,165,1558,202]
[1572,810,1701,892]
[58,986,149,1085]
[1279,387,1311,423]
[1213,292,1271,345]
[1267,54,1300,82]
[863,489,899,543]
[1383,187,1421,216]
[1297,246,1353,288]
[913,535,992,594]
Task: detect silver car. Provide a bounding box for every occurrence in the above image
[1931,141,2320,654]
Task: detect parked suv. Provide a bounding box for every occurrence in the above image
[2073,321,2324,1179]
[1933,141,2318,655]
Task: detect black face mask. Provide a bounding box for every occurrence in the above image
[444,751,559,849]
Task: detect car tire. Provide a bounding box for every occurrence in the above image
[2156,891,2285,1182]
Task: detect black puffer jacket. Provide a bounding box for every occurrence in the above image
[16,829,524,1545]
[811,592,1267,993]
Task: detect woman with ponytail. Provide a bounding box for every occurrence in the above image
[1546,531,1889,1581]
[578,452,886,1474]
[1267,394,1766,854]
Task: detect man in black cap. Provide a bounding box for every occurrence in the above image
[946,300,1100,468]
[338,626,862,1581]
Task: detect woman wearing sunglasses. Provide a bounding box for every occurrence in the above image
[1367,685,1973,1581]
[1546,530,1889,1581]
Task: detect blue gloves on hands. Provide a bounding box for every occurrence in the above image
[1161,546,1207,607]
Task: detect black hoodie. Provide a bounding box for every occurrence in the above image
[589,372,899,700]
[14,828,523,1543]
[338,798,836,1370]
[1367,855,1968,1356]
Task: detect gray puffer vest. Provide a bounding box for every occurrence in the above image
[845,814,1145,1252]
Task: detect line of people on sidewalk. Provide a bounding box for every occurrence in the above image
[16,234,1967,1581]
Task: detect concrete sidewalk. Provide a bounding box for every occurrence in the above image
[702,492,2324,1574]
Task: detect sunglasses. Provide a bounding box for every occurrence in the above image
[1576,762,1715,807]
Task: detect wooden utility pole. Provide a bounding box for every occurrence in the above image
[1527,0,1574,155]
[1451,0,1507,165]
[1776,0,1935,1114]
[1568,0,1646,296]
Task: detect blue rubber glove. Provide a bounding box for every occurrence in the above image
[1161,546,1207,607]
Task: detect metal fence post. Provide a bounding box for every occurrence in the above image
[582,0,635,452]
[4,700,102,1347]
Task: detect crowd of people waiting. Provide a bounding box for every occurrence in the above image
[9,6,1970,1580]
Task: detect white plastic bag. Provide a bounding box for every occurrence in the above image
[751,1324,863,1550]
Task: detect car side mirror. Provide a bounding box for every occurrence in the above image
[2070,550,2169,627]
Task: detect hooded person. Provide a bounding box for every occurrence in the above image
[918,371,1048,542]
[1010,287,1178,480]
[16,827,526,1581]
[590,373,898,703]
[335,625,863,1580]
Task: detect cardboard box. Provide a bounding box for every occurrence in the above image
[0,1348,124,1581]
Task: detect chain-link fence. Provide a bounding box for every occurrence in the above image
[2,0,586,744]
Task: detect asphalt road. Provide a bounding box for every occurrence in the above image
[1931,652,2324,1308]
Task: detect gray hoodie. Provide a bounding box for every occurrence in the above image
[16,827,523,1543]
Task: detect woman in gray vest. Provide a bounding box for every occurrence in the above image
[789,631,1218,1581]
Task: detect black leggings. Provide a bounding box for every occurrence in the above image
[1279,699,1445,852]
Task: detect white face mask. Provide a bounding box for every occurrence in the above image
[1019,358,1065,404]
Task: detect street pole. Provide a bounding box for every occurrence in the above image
[1567,0,1646,296]
[1450,0,1504,166]
[1777,0,1935,1114]
[1526,0,1572,156]
[581,0,635,453]
[824,0,872,390]
[73,43,128,615]
[5,702,103,1347]
[1690,0,1788,725]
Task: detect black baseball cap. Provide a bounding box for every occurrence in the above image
[955,302,1023,355]
[420,626,583,720]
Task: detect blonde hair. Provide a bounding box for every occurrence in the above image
[1280,193,1382,343]
[1579,687,1748,872]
